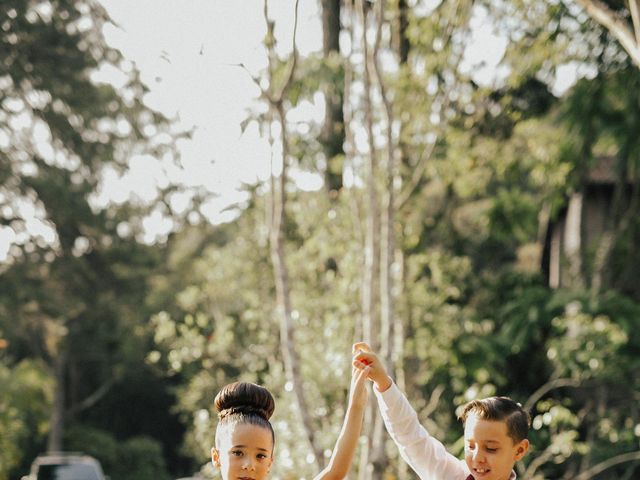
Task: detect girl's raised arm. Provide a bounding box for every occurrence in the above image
[313,365,369,480]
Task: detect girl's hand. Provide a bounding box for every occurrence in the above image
[348,364,370,410]
[352,342,393,392]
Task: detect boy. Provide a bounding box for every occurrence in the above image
[352,342,530,480]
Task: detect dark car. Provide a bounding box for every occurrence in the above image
[23,453,106,480]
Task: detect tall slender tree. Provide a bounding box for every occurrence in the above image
[320,0,346,195]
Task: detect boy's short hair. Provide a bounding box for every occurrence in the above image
[459,396,530,443]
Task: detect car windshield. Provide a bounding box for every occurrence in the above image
[37,464,101,480]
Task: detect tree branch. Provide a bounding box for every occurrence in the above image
[274,0,300,104]
[226,62,270,101]
[423,384,444,418]
[522,444,556,479]
[629,0,640,47]
[66,377,116,417]
[394,139,437,210]
[523,377,581,412]
[573,0,640,67]
[575,451,640,480]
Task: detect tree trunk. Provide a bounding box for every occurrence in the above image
[375,0,396,378]
[269,101,324,470]
[355,1,382,477]
[261,0,324,470]
[321,0,345,195]
[356,0,381,351]
[357,0,397,477]
[394,0,410,64]
[371,0,399,476]
[391,3,410,445]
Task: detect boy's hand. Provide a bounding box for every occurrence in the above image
[352,342,392,392]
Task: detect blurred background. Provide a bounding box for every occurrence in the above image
[1,0,639,479]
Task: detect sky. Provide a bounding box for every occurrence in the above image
[94,0,325,231]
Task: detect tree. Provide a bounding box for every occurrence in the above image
[0,0,177,455]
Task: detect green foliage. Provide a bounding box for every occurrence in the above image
[548,307,627,380]
[117,437,171,480]
[66,426,170,480]
[65,426,120,472]
[0,359,52,480]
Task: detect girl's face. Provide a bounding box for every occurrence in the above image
[212,422,274,480]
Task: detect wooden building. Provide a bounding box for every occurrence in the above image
[542,156,634,291]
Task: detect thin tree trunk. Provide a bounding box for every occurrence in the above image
[261,0,324,469]
[393,247,406,397]
[321,0,345,195]
[374,0,396,375]
[356,0,380,352]
[371,0,398,476]
[269,100,324,471]
[390,7,409,477]
[343,0,367,351]
[394,0,410,64]
[355,1,382,478]
[47,349,67,452]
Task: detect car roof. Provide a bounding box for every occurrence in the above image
[30,453,104,476]
[34,454,97,463]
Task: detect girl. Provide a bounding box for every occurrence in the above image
[211,365,369,480]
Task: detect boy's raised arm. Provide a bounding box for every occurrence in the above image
[353,342,467,480]
[313,365,369,480]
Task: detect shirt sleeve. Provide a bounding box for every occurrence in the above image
[375,382,469,480]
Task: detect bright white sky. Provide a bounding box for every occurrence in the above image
[95,0,325,234]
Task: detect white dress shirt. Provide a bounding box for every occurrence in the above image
[375,382,517,480]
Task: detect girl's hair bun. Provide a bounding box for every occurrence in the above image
[214,382,275,421]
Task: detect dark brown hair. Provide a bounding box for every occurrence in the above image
[459,396,530,443]
[214,382,275,448]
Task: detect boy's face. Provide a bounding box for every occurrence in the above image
[463,412,529,480]
[212,423,273,480]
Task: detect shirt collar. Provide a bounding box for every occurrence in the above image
[465,472,517,480]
